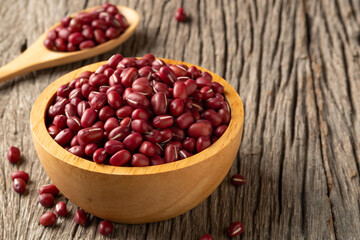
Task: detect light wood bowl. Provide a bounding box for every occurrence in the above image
[30,59,244,224]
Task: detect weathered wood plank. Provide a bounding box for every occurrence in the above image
[0,0,359,239]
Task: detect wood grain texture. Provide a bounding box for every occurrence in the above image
[0,0,359,239]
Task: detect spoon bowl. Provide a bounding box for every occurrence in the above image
[30,59,244,223]
[0,6,139,83]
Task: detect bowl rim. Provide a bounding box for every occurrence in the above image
[30,58,244,176]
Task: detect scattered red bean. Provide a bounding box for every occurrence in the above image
[40,212,57,226]
[175,7,187,22]
[98,220,114,235]
[55,201,68,217]
[231,174,246,186]
[7,146,21,164]
[13,178,26,194]
[227,221,244,237]
[39,184,60,196]
[75,209,87,225]
[200,233,214,240]
[39,193,55,207]
[11,171,29,183]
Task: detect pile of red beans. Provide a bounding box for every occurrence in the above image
[46,53,230,167]
[44,2,128,52]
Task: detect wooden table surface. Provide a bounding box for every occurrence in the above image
[1,0,360,239]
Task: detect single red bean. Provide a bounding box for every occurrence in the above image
[99,106,115,121]
[200,71,213,81]
[173,81,187,100]
[7,146,21,164]
[11,171,29,183]
[77,127,104,145]
[153,115,174,129]
[138,66,153,80]
[200,233,214,240]
[57,84,71,97]
[191,108,201,121]
[76,12,96,24]
[104,140,124,155]
[120,68,138,87]
[151,92,168,115]
[153,143,164,156]
[53,114,67,129]
[187,123,211,138]
[133,77,150,86]
[54,128,73,146]
[203,109,222,127]
[39,193,54,207]
[139,141,156,157]
[218,108,231,124]
[55,38,66,51]
[150,155,165,165]
[182,137,196,152]
[81,108,97,128]
[106,27,120,39]
[79,40,96,49]
[51,98,69,116]
[131,119,149,133]
[167,141,182,150]
[39,184,60,196]
[98,220,114,236]
[184,79,197,96]
[206,97,221,109]
[159,66,177,86]
[135,58,150,68]
[85,143,98,156]
[175,112,194,129]
[142,54,155,62]
[151,59,166,70]
[123,132,143,151]
[81,83,97,99]
[79,70,93,78]
[69,88,83,100]
[68,32,84,45]
[104,117,119,132]
[48,126,60,138]
[159,128,173,143]
[171,126,186,141]
[118,58,137,69]
[211,81,224,94]
[178,149,193,159]
[153,82,171,97]
[165,145,178,163]
[200,86,214,100]
[89,73,108,87]
[67,116,82,132]
[169,99,184,117]
[61,16,71,27]
[120,117,132,127]
[227,221,244,237]
[104,67,115,78]
[131,153,150,167]
[116,106,134,119]
[115,13,129,28]
[68,145,85,157]
[196,77,212,88]
[215,92,224,101]
[40,212,57,227]
[107,85,124,96]
[132,83,152,96]
[94,29,106,44]
[187,66,201,79]
[108,125,130,141]
[93,148,107,163]
[13,178,26,194]
[131,109,149,121]
[92,121,105,129]
[75,209,87,225]
[231,174,246,186]
[214,125,228,137]
[108,54,123,68]
[169,65,187,77]
[144,129,162,143]
[125,92,150,109]
[107,91,122,109]
[70,97,82,106]
[196,136,211,152]
[55,201,67,217]
[175,7,187,22]
[90,92,107,110]
[82,26,94,39]
[109,149,131,166]
[91,19,107,30]
[44,38,54,50]
[64,103,78,118]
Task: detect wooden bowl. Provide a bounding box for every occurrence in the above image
[30,59,244,224]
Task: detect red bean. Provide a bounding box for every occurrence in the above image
[132,83,152,96]
[131,153,150,167]
[13,178,26,194]
[182,137,196,152]
[187,66,201,79]
[116,105,134,119]
[104,140,124,155]
[70,136,79,148]
[77,127,104,145]
[53,114,67,130]
[175,112,194,129]
[167,141,182,150]
[139,141,156,156]
[93,148,107,163]
[171,126,186,141]
[82,26,94,39]
[108,126,130,141]
[200,86,214,100]
[115,13,129,28]
[55,38,66,51]
[109,149,131,166]
[67,42,76,52]
[92,121,105,129]
[153,115,174,129]
[211,81,224,94]
[67,116,82,132]
[227,221,244,237]
[68,32,84,45]
[165,145,178,163]
[169,99,184,117]
[120,68,138,87]
[173,81,187,100]
[98,220,114,236]
[203,109,222,127]
[76,12,96,24]
[57,84,71,97]
[125,92,150,109]
[79,40,96,49]
[214,125,227,137]
[39,193,54,207]
[153,143,164,156]
[81,108,97,128]
[94,29,106,44]
[131,119,149,133]
[7,146,21,164]
[196,77,212,88]
[55,201,67,217]
[150,155,165,165]
[160,128,173,143]
[107,91,122,109]
[144,129,162,143]
[159,66,177,86]
[44,38,54,50]
[89,73,108,87]
[108,54,123,68]
[151,92,167,115]
[40,212,57,227]
[75,209,87,225]
[48,125,60,138]
[107,85,124,96]
[70,97,82,106]
[99,106,115,121]
[61,16,71,27]
[131,109,149,121]
[11,171,29,183]
[175,7,187,22]
[187,123,211,138]
[39,184,60,196]
[85,143,98,156]
[68,145,85,157]
[54,128,73,146]
[178,149,193,159]
[120,117,132,127]
[81,84,97,99]
[231,174,246,186]
[200,233,214,240]
[196,136,211,152]
[138,66,153,80]
[218,108,231,124]
[106,27,120,39]
[153,82,171,97]
[104,117,119,132]
[123,132,143,151]
[169,65,187,77]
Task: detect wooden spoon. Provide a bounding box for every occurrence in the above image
[0,6,139,83]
